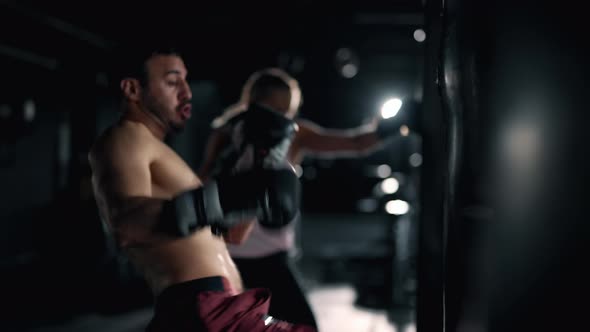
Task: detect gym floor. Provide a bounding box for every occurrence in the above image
[16,283,412,332]
[4,214,416,332]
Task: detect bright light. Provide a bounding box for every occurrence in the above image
[409,153,423,167]
[381,178,399,194]
[341,63,358,78]
[264,316,274,326]
[381,98,403,119]
[385,200,410,215]
[23,99,36,122]
[376,164,392,178]
[400,125,410,136]
[335,47,360,79]
[294,164,303,178]
[413,29,426,42]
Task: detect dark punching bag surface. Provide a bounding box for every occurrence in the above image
[437,1,590,331]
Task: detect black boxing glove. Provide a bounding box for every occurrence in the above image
[253,166,301,228]
[230,103,298,170]
[160,168,300,236]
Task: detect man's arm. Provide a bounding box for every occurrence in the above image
[104,196,180,248]
[90,132,186,248]
[92,128,300,248]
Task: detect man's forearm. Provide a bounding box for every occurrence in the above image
[109,168,301,245]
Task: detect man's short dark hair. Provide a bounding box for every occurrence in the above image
[111,41,182,87]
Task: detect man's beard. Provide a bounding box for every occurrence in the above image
[170,121,186,133]
[144,101,185,134]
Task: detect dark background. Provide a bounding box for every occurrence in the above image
[3,1,589,332]
[1,1,425,330]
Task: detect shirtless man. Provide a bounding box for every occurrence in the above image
[89,48,314,331]
[199,68,412,327]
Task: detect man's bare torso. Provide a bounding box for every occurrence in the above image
[90,121,242,295]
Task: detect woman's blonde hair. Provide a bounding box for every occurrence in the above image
[211,68,302,128]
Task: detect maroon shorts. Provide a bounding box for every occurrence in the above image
[146,276,316,332]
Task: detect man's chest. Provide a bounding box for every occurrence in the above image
[150,143,200,197]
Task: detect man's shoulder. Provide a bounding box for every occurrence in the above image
[90,122,153,162]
